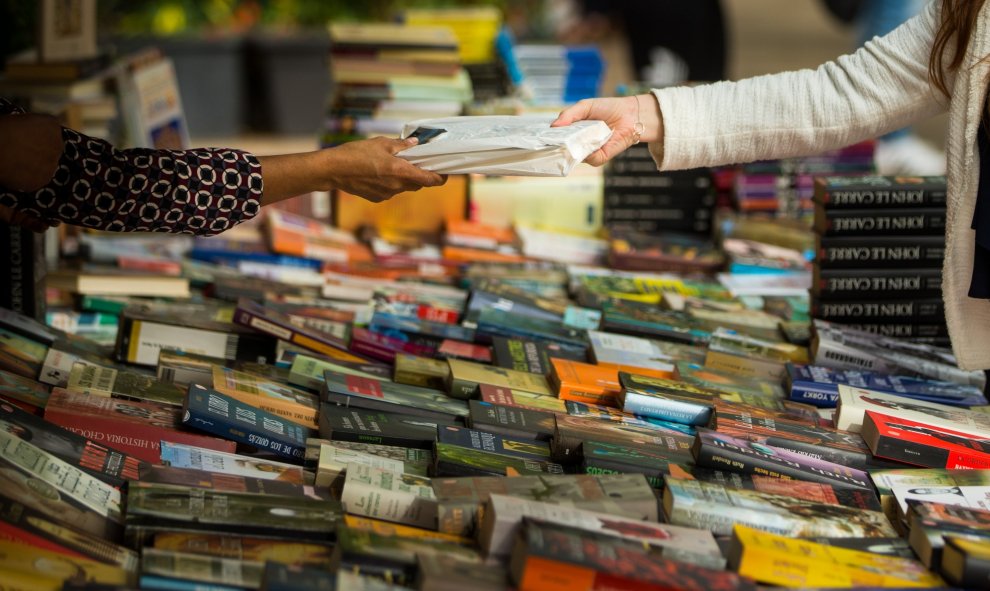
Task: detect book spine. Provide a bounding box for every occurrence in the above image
[604,189,715,209]
[760,435,878,472]
[321,391,453,423]
[836,323,950,340]
[233,305,346,356]
[787,382,840,407]
[816,186,947,208]
[556,386,616,407]
[0,223,45,322]
[581,458,665,489]
[815,208,946,236]
[811,298,945,323]
[182,386,308,462]
[813,269,942,299]
[620,391,711,426]
[816,236,944,269]
[863,415,990,470]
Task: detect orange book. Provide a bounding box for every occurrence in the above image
[441,246,527,263]
[266,209,371,263]
[593,359,679,382]
[211,365,319,430]
[548,358,620,407]
[333,175,467,234]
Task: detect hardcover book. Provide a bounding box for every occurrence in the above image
[322,370,469,422]
[182,384,311,462]
[432,472,658,536]
[663,476,896,538]
[812,267,942,299]
[814,207,947,236]
[816,234,945,269]
[813,174,946,208]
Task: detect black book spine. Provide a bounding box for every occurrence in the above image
[604,219,712,234]
[816,184,947,208]
[604,190,716,209]
[813,268,942,299]
[0,222,45,322]
[838,323,949,339]
[815,208,946,236]
[317,407,438,450]
[811,298,945,323]
[761,435,899,473]
[816,235,944,269]
[321,390,455,423]
[945,538,990,588]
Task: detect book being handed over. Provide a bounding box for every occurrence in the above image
[397,115,612,176]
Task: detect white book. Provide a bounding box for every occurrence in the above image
[159,441,304,482]
[315,444,404,488]
[340,463,436,529]
[836,384,990,435]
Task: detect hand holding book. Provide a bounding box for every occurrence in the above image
[551,93,664,166]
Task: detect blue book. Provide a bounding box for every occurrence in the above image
[369,311,476,342]
[618,389,712,426]
[139,575,245,591]
[786,363,986,408]
[182,384,311,462]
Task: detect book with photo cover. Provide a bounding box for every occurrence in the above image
[211,364,320,429]
[158,441,306,484]
[322,371,469,422]
[340,464,437,529]
[467,400,556,442]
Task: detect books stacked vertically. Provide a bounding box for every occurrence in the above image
[325,22,472,144]
[603,144,715,236]
[812,175,948,343]
[512,44,604,106]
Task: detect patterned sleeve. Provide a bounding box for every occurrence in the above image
[0,124,263,236]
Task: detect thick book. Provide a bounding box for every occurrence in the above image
[836,383,990,434]
[812,266,942,299]
[125,481,342,542]
[182,384,311,462]
[322,371,468,422]
[691,430,874,491]
[815,234,945,269]
[862,409,990,469]
[393,353,449,390]
[0,398,144,487]
[813,174,947,208]
[232,299,362,361]
[786,363,984,408]
[446,358,552,399]
[907,501,990,568]
[814,207,947,236]
[941,536,990,588]
[44,387,236,464]
[467,400,556,442]
[0,222,45,322]
[811,297,945,324]
[509,519,755,591]
[728,523,941,588]
[340,464,437,529]
[548,358,621,406]
[479,493,723,566]
[318,405,455,450]
[662,476,897,538]
[158,441,306,484]
[432,472,658,537]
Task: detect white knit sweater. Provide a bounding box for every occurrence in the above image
[650,1,990,370]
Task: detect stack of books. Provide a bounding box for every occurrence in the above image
[5,209,990,590]
[324,22,473,144]
[811,175,948,344]
[512,44,604,106]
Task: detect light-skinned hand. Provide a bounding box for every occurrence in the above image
[551,94,663,166]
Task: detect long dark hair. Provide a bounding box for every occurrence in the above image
[930,0,989,96]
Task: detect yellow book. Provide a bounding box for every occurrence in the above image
[344,514,473,546]
[0,540,130,588]
[729,525,943,588]
[211,365,319,429]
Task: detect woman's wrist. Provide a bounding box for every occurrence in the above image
[636,93,663,143]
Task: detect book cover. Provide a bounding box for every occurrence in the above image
[691,430,874,491]
[490,336,585,374]
[322,371,469,422]
[415,554,509,591]
[66,363,185,408]
[662,476,896,538]
[435,339,493,363]
[0,539,128,588]
[812,297,945,323]
[548,358,621,406]
[315,443,405,489]
[941,536,990,588]
[432,443,565,478]
[619,387,713,426]
[0,368,51,412]
[318,405,453,450]
[586,330,681,378]
[812,267,942,299]
[369,311,475,342]
[140,548,262,589]
[869,467,990,523]
[158,441,306,484]
[467,400,556,442]
[446,358,553,399]
[233,299,360,361]
[837,383,990,434]
[349,326,437,363]
[340,464,437,529]
[580,438,693,489]
[787,363,985,408]
[728,524,941,588]
[907,501,990,568]
[675,361,785,399]
[0,325,47,379]
[432,473,658,536]
[816,234,945,269]
[599,301,712,346]
[393,353,449,390]
[210,365,320,429]
[182,385,311,462]
[477,384,568,414]
[125,482,341,541]
[44,387,236,464]
[474,307,588,351]
[510,519,755,591]
[436,425,551,461]
[862,409,990,470]
[321,440,433,477]
[0,222,45,323]
[139,464,313,499]
[553,413,691,462]
[288,353,391,392]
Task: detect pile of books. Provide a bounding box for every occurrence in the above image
[5,201,990,590]
[323,22,473,144]
[811,175,948,344]
[512,43,604,106]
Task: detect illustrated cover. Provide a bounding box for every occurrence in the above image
[0,399,144,486]
[159,441,305,484]
[125,481,342,540]
[156,348,227,388]
[182,384,311,462]
[837,383,990,434]
[318,405,453,450]
[322,440,432,477]
[138,464,314,499]
[432,472,657,536]
[44,387,236,463]
[474,307,588,350]
[322,371,469,422]
[479,493,722,565]
[553,413,689,461]
[151,531,333,567]
[0,539,128,588]
[511,519,755,591]
[587,329,685,377]
[393,353,449,390]
[349,326,437,363]
[707,326,809,363]
[862,410,990,470]
[446,358,553,399]
[0,325,47,379]
[436,425,551,461]
[564,400,696,435]
[662,476,897,538]
[210,365,320,429]
[140,548,262,589]
[599,299,712,346]
[941,536,990,588]
[340,464,437,529]
[67,363,185,408]
[435,338,493,363]
[0,367,50,411]
[675,361,785,399]
[467,400,556,442]
[907,501,990,568]
[692,430,874,491]
[619,387,713,426]
[729,524,941,588]
[369,311,475,342]
[477,384,568,414]
[433,443,564,478]
[787,363,984,408]
[490,336,584,375]
[233,299,355,360]
[288,353,390,392]
[580,438,693,488]
[548,358,621,406]
[316,443,405,488]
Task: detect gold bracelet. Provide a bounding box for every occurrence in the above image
[632,95,645,144]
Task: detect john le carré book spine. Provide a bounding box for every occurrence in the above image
[182,384,310,462]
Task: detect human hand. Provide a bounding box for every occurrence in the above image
[325,137,446,202]
[0,204,58,233]
[551,94,663,166]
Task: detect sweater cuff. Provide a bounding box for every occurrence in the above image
[649,86,705,171]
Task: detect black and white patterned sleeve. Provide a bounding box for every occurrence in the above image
[0,121,264,236]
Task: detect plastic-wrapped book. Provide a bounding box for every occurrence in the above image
[398,115,611,176]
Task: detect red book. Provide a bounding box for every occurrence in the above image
[862,410,990,470]
[117,255,182,276]
[43,388,236,464]
[437,339,492,363]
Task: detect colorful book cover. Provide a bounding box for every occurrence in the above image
[837,384,990,434]
[322,371,469,421]
[288,353,390,392]
[863,410,990,470]
[446,358,552,399]
[676,361,784,399]
[549,358,621,406]
[586,330,679,377]
[436,425,551,461]
[433,443,565,478]
[159,441,306,484]
[151,531,332,568]
[787,363,984,408]
[211,365,320,429]
[467,400,556,442]
[477,384,567,414]
[393,353,449,390]
[0,368,50,411]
